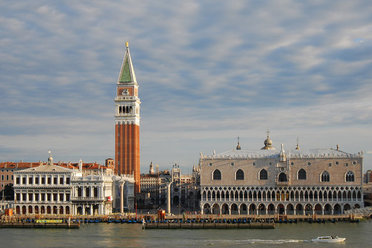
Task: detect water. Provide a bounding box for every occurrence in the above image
[1,220,372,247]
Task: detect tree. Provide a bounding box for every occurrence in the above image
[0,184,14,201]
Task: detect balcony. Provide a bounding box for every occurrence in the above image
[276,180,290,186]
[115,96,137,101]
[276,172,290,186]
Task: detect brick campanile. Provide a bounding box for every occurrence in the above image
[115,42,141,193]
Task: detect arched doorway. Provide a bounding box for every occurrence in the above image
[231,204,239,215]
[286,204,294,215]
[296,204,303,215]
[324,204,332,215]
[16,206,20,215]
[344,204,351,212]
[35,206,39,214]
[334,204,341,215]
[305,204,313,215]
[240,204,247,215]
[249,204,256,215]
[268,204,275,215]
[314,204,322,215]
[212,204,220,215]
[203,204,211,214]
[22,206,26,215]
[41,206,45,214]
[221,203,229,215]
[59,206,64,215]
[258,204,266,215]
[277,204,285,215]
[53,206,58,214]
[47,206,51,214]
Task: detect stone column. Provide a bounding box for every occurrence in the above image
[99,204,103,215]
[120,182,124,214]
[100,185,104,199]
[167,183,172,215]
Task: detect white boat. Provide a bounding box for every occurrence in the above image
[312,236,346,243]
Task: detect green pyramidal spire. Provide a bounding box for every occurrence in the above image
[118,41,137,84]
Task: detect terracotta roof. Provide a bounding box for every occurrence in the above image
[0,162,40,169]
[0,161,107,170]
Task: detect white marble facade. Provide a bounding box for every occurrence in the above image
[13,153,134,215]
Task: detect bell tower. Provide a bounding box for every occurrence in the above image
[115,42,141,193]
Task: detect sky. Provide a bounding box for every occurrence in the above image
[1,0,372,173]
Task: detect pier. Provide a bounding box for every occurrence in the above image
[143,221,275,229]
[0,222,79,229]
[0,212,368,229]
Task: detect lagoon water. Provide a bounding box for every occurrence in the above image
[2,220,372,247]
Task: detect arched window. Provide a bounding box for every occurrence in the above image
[213,169,221,180]
[298,169,306,180]
[321,171,330,182]
[260,169,268,180]
[236,169,244,180]
[278,172,287,182]
[346,171,354,182]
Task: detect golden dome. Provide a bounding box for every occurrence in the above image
[261,131,275,150]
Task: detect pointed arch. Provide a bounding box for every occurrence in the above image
[346,171,355,182]
[258,203,266,215]
[203,203,211,214]
[321,171,330,182]
[259,169,268,180]
[278,172,287,182]
[213,169,221,180]
[298,169,306,180]
[240,203,248,215]
[212,204,220,215]
[286,204,294,215]
[236,169,244,180]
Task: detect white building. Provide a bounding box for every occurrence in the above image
[13,153,135,215]
[13,152,73,215]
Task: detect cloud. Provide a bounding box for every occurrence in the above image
[1,0,372,171]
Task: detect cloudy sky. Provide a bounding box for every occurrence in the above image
[1,0,372,172]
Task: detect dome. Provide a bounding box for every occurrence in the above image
[264,137,272,146]
[261,131,275,150]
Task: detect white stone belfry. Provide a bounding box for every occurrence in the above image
[47,150,53,166]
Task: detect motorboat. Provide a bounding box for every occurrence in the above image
[312,236,346,243]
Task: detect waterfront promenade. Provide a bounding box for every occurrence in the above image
[1,212,368,226]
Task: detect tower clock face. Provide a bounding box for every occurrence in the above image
[118,87,132,96]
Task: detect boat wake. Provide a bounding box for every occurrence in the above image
[208,239,305,245]
[240,239,304,244]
